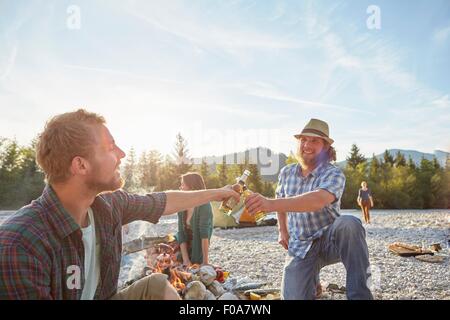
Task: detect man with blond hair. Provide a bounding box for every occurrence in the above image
[246,119,373,300]
[0,109,239,300]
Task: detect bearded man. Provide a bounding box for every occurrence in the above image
[245,118,373,300]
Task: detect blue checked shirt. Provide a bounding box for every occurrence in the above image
[275,162,346,259]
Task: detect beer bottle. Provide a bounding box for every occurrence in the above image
[241,185,266,222]
[220,170,250,215]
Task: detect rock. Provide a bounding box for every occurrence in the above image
[199,265,217,286]
[218,292,239,300]
[430,243,442,252]
[204,290,216,300]
[184,281,207,300]
[415,255,445,263]
[207,280,226,297]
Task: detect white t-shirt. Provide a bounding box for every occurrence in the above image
[80,208,100,300]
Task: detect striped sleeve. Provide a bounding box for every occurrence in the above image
[275,166,288,199]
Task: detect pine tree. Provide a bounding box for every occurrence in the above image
[383,150,395,166]
[171,133,193,181]
[200,157,209,182]
[216,156,228,186]
[407,156,416,170]
[346,144,366,169]
[247,164,263,193]
[123,148,138,192]
[432,157,441,170]
[394,151,406,167]
[262,181,275,197]
[369,154,380,182]
[285,151,298,165]
[138,150,161,192]
[159,155,178,190]
[18,141,45,205]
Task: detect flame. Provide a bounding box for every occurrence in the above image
[170,269,186,292]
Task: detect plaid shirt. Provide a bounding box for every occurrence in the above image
[275,162,346,259]
[0,185,166,300]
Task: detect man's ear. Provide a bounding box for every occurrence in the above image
[70,156,89,176]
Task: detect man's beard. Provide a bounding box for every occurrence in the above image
[86,163,125,194]
[298,148,328,168]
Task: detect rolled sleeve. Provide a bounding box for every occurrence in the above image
[317,168,346,203]
[113,191,167,225]
[275,166,288,199]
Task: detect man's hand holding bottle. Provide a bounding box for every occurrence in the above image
[244,193,273,215]
[215,185,241,203]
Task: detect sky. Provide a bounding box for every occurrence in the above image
[1,0,449,163]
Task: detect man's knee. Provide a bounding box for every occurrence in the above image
[144,273,180,300]
[336,216,364,231]
[334,216,365,236]
[116,273,179,300]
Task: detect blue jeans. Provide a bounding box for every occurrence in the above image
[281,215,373,300]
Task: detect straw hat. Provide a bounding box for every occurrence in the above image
[294,118,334,145]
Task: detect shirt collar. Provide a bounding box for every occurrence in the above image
[297,161,328,178]
[39,184,81,239]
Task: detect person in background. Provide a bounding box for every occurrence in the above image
[357,181,374,224]
[176,172,213,266]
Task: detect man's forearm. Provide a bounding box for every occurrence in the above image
[163,190,220,215]
[271,190,333,213]
[277,212,288,232]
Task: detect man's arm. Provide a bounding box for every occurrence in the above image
[277,212,289,250]
[246,167,346,215]
[0,244,52,299]
[114,186,239,225]
[163,188,239,215]
[246,189,335,215]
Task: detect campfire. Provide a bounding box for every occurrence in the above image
[123,234,280,300]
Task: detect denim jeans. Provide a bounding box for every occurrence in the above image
[281,215,374,300]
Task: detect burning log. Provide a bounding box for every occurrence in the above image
[122,234,175,255]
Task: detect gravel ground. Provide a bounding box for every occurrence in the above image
[120,210,450,300]
[2,209,449,300]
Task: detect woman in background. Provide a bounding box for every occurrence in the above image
[176,172,213,266]
[357,181,374,224]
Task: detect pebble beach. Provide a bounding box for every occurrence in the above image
[1,209,449,300]
[119,209,450,300]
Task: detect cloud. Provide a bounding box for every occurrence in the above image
[123,2,301,60]
[432,94,450,109]
[433,25,450,44]
[0,44,17,82]
[269,2,286,21]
